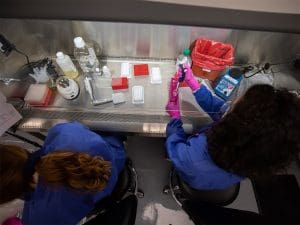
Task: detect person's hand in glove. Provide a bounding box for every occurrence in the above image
[166,99,180,119]
[178,64,201,92]
[166,77,181,119]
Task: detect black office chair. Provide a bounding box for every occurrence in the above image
[163,167,240,207]
[108,158,144,201]
[81,158,143,225]
[182,175,300,225]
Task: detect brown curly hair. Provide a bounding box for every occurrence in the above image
[0,145,111,204]
[36,151,111,191]
[207,84,300,178]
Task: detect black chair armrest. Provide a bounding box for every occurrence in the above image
[84,195,138,225]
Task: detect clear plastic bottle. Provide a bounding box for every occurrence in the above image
[55,51,79,79]
[176,48,192,70]
[102,65,111,78]
[73,37,100,74]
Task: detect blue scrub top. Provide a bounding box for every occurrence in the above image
[166,86,243,190]
[22,122,126,225]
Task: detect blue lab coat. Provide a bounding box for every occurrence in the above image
[22,122,126,225]
[166,86,243,190]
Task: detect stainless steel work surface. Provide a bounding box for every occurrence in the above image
[18,58,212,136]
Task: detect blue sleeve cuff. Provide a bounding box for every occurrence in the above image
[166,118,186,138]
[193,86,225,121]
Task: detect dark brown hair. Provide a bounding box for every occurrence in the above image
[207,84,300,178]
[0,144,30,204]
[0,145,111,204]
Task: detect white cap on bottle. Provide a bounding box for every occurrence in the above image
[102,65,109,72]
[73,37,86,48]
[56,51,65,59]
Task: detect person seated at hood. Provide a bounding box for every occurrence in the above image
[0,122,126,225]
[165,65,300,190]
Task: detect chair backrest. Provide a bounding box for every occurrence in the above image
[109,164,131,201]
[85,161,131,220]
[178,175,240,206]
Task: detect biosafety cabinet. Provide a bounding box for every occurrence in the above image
[0,0,300,136]
[1,1,300,225]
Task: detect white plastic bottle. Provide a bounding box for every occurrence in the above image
[55,51,79,79]
[176,48,192,70]
[73,37,100,74]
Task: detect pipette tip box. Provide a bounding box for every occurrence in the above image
[150,67,162,84]
[24,84,52,106]
[134,64,149,76]
[121,62,131,78]
[132,86,144,104]
[112,77,128,90]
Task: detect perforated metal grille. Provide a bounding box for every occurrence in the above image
[21,108,171,123]
[19,107,191,136]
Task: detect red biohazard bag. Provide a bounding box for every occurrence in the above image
[191,38,234,81]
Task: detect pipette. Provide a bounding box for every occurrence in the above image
[176,64,187,91]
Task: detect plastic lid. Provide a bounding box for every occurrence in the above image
[73,37,86,48]
[183,48,190,56]
[56,51,65,59]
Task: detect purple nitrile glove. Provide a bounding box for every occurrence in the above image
[178,64,201,91]
[166,77,181,119]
